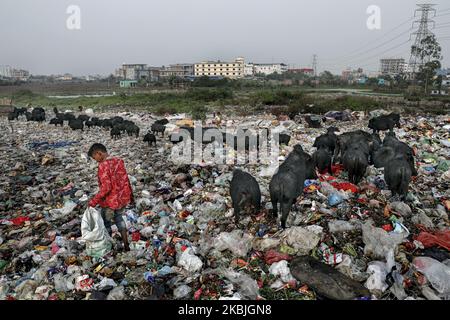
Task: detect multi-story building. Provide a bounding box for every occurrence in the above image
[341,68,366,83]
[115,64,160,81]
[194,57,245,79]
[160,64,194,78]
[56,73,73,81]
[380,58,408,76]
[244,63,288,77]
[244,63,254,77]
[0,66,13,78]
[287,68,314,76]
[0,65,30,81]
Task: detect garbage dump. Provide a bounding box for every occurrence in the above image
[0,110,449,300]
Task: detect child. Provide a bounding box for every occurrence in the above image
[88,143,132,251]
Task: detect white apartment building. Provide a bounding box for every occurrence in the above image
[380,58,408,76]
[253,63,288,75]
[194,57,245,79]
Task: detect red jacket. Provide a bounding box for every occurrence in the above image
[89,157,133,210]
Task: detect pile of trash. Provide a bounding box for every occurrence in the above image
[0,111,449,300]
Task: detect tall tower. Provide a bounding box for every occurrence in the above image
[312,54,318,77]
[408,4,436,79]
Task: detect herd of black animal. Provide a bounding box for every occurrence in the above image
[8,108,415,229]
[232,112,417,229]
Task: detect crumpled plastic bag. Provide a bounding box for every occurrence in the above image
[107,286,125,300]
[413,257,450,295]
[365,261,389,294]
[280,226,321,255]
[214,230,253,257]
[173,285,192,299]
[80,207,113,258]
[49,200,77,219]
[177,248,203,273]
[222,269,259,300]
[361,220,408,259]
[269,260,296,284]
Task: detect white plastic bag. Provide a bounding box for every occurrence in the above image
[80,207,113,258]
[177,248,203,273]
[413,257,450,295]
[269,260,296,284]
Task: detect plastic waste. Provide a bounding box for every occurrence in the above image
[328,193,344,206]
[14,280,38,300]
[76,275,94,291]
[421,286,442,300]
[214,230,253,257]
[365,262,389,294]
[177,248,203,273]
[413,257,450,295]
[390,201,412,217]
[223,269,259,300]
[173,285,192,299]
[269,260,296,284]
[157,266,173,277]
[252,238,280,252]
[336,255,368,282]
[318,243,343,265]
[96,277,117,291]
[280,226,321,256]
[328,220,359,233]
[361,220,408,259]
[80,207,113,258]
[49,200,77,219]
[411,211,435,229]
[107,286,126,300]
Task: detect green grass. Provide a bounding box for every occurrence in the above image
[3,86,448,117]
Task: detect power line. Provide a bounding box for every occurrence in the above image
[321,16,415,63]
[321,28,413,68]
[321,39,412,70]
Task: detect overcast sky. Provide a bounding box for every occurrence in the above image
[1,0,449,76]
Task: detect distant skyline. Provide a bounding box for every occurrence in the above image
[1,0,449,76]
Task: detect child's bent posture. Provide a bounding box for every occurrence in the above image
[88,143,133,251]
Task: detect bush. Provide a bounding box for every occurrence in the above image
[12,89,36,99]
[185,88,233,101]
[250,90,307,106]
[191,76,230,88]
[314,95,382,113]
[154,105,178,115]
[190,105,208,120]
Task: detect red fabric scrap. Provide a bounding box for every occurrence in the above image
[10,216,30,226]
[415,230,450,251]
[330,182,359,193]
[264,249,292,264]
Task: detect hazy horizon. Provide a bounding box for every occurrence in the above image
[1,0,449,76]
